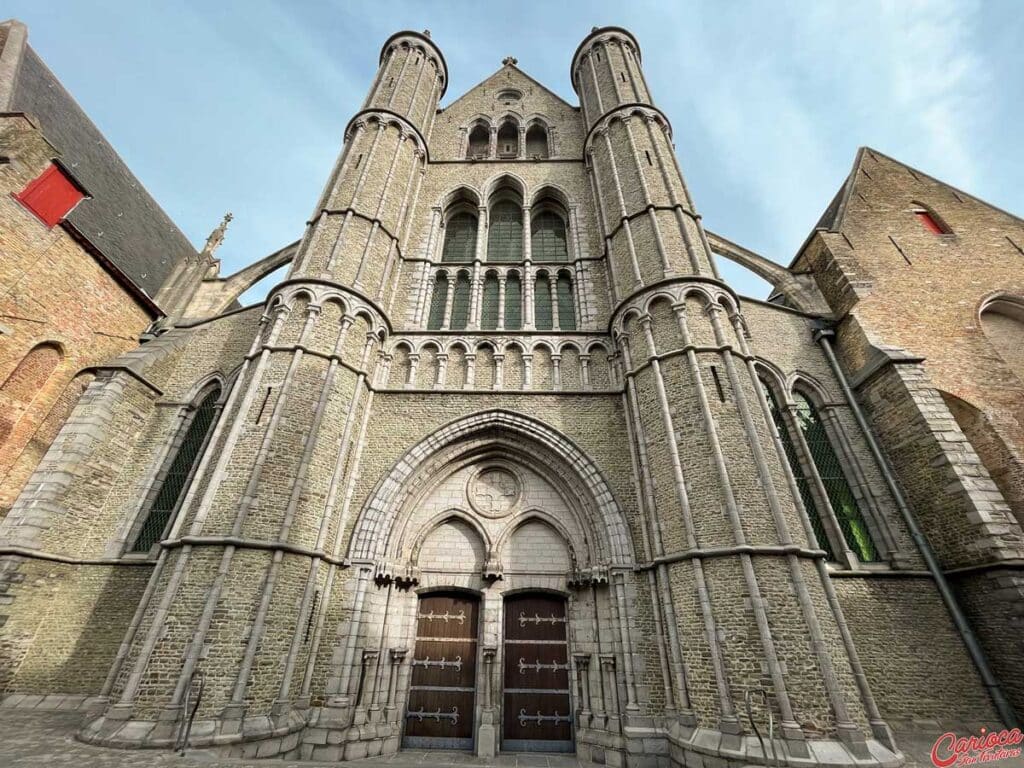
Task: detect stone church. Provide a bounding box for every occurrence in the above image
[2,23,1024,768]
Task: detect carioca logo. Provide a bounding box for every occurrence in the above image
[930,727,1024,767]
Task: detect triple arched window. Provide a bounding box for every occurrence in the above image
[131,384,222,553]
[463,119,551,160]
[759,377,879,564]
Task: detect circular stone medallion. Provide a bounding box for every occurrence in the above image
[469,467,521,518]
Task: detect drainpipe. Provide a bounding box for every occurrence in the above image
[813,326,1019,729]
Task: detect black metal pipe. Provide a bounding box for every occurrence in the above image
[814,327,1019,729]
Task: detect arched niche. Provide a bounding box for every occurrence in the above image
[981,296,1024,382]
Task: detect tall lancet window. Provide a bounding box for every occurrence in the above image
[441,212,478,263]
[132,384,221,553]
[504,272,523,330]
[488,201,523,262]
[760,378,834,560]
[531,211,568,262]
[793,392,879,562]
[450,271,472,330]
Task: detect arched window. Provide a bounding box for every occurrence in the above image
[480,272,499,330]
[505,273,523,330]
[132,385,221,553]
[759,378,834,560]
[792,392,879,562]
[488,201,523,262]
[556,273,576,330]
[535,271,553,330]
[427,272,449,330]
[531,211,568,262]
[497,120,518,158]
[467,124,489,159]
[450,272,471,330]
[526,124,549,158]
[441,212,478,263]
[911,202,951,235]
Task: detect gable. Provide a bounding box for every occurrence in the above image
[430,65,585,160]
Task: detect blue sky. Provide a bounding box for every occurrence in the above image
[9,0,1023,301]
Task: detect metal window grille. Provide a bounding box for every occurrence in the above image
[132,386,221,552]
[450,273,471,330]
[427,274,449,330]
[441,213,477,262]
[487,201,523,261]
[793,393,879,562]
[760,380,834,560]
[504,274,523,330]
[535,276,553,330]
[556,274,576,330]
[531,211,568,262]
[480,274,499,330]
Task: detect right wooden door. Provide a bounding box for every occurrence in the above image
[501,593,574,752]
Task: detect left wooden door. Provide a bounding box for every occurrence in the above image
[402,592,479,750]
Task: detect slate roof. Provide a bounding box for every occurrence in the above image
[10,45,197,297]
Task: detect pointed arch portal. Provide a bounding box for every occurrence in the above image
[340,410,638,755]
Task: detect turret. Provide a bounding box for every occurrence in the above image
[579,27,900,767]
[81,32,448,752]
[286,31,444,308]
[573,27,716,292]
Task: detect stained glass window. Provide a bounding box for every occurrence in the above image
[556,274,576,330]
[450,272,471,330]
[441,213,477,262]
[793,392,879,562]
[531,211,568,262]
[427,273,449,330]
[132,386,221,552]
[535,274,553,330]
[505,273,523,330]
[760,379,834,560]
[480,273,499,330]
[488,201,523,262]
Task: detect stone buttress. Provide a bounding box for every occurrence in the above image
[79,31,445,749]
[573,27,900,767]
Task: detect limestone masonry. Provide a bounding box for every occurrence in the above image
[1,22,1023,768]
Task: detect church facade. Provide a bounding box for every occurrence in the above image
[2,25,1024,768]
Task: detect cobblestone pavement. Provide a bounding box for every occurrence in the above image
[0,710,586,767]
[3,708,1024,768]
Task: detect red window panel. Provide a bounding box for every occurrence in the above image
[14,163,85,227]
[914,209,946,235]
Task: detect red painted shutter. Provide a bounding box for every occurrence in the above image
[15,164,85,227]
[914,210,944,235]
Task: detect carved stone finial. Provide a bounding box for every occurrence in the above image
[202,212,233,256]
[423,29,431,38]
[502,56,518,67]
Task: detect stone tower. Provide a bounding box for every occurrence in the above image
[80,31,445,747]
[571,25,895,763]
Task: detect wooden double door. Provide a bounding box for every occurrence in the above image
[501,593,573,753]
[402,591,573,753]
